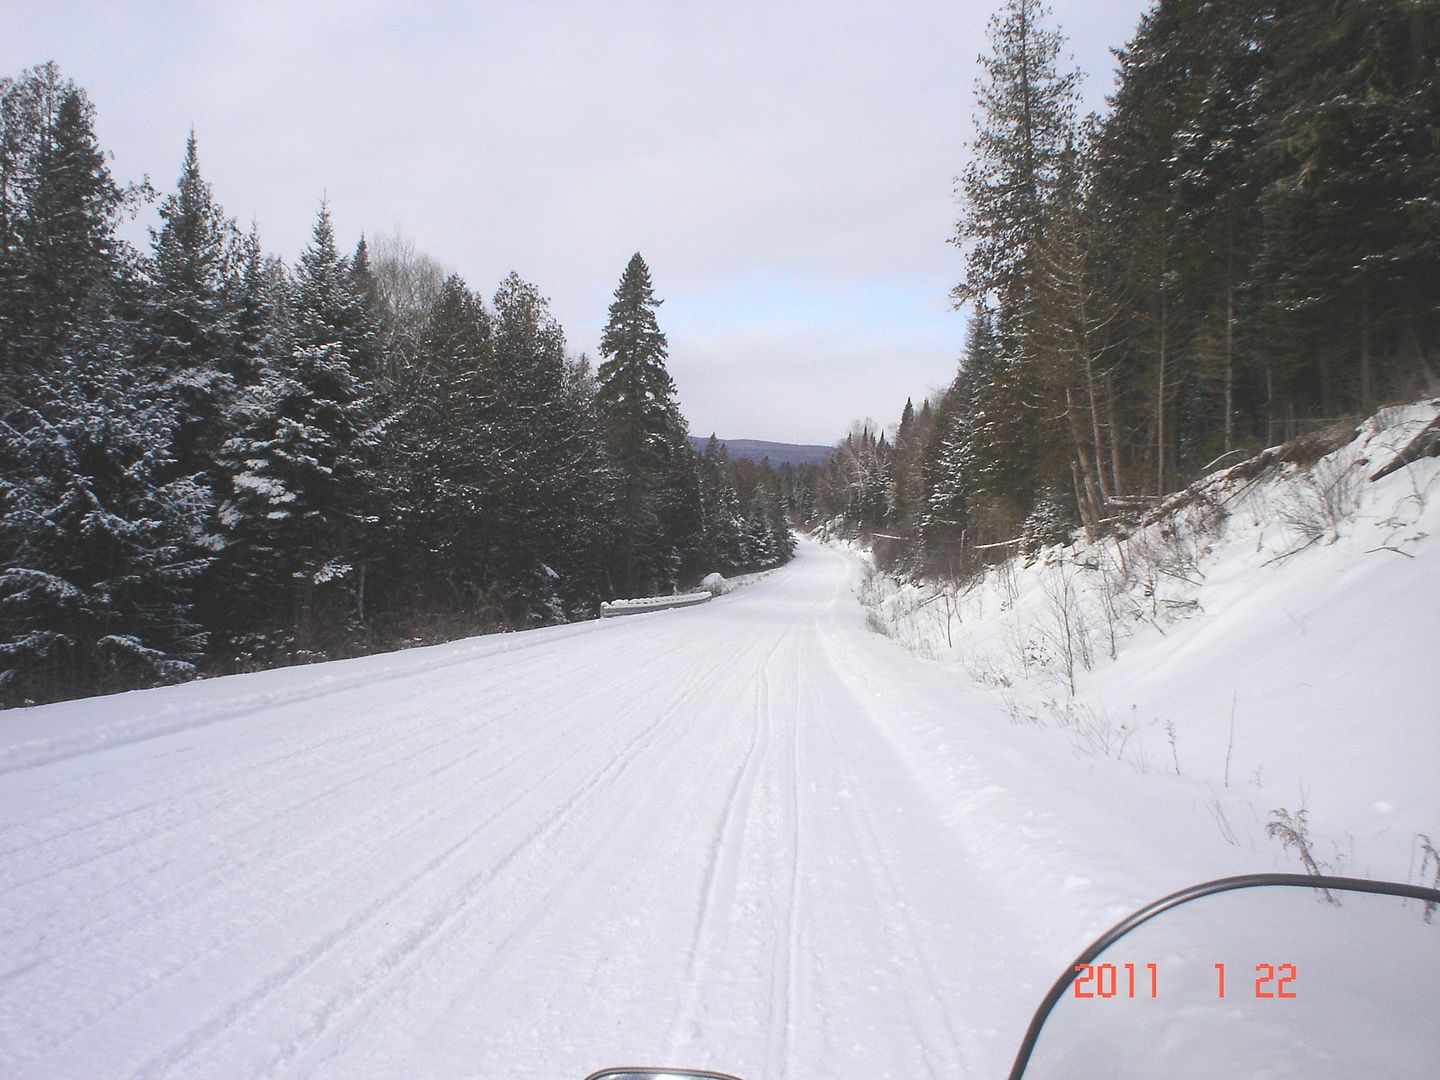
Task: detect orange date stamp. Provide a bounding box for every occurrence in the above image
[1071,962,1298,999]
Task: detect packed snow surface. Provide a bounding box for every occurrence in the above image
[3,468,1437,1079]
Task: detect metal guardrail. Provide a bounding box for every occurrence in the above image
[599,592,713,618]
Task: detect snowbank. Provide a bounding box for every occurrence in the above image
[848,400,1440,885]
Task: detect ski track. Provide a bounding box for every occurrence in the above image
[3,539,1161,1079]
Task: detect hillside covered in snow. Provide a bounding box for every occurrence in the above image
[838,400,1440,888]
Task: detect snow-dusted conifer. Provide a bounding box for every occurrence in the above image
[216,204,382,649]
[596,252,692,593]
[0,297,211,704]
[147,132,240,492]
[0,65,132,387]
[485,273,614,619]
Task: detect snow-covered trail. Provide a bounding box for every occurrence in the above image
[1,539,1257,1079]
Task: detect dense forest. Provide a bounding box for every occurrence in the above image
[0,64,793,707]
[807,0,1438,569]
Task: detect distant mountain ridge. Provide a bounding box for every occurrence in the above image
[688,436,834,468]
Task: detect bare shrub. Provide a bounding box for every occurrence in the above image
[1267,807,1338,903]
[1063,701,1131,760]
[994,555,1019,610]
[1126,738,1153,776]
[1419,834,1440,923]
[857,565,890,638]
[1092,541,1137,660]
[1206,797,1240,846]
[1165,718,1181,775]
[1124,510,1209,626]
[969,654,1012,689]
[929,580,962,650]
[1280,451,1363,544]
[1039,560,1093,695]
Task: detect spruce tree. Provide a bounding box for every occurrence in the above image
[923,308,1028,549]
[216,204,381,652]
[1028,133,1123,529]
[1091,0,1197,493]
[396,273,496,602]
[147,131,239,491]
[596,252,690,594]
[0,65,134,388]
[953,0,1080,319]
[1166,2,1270,460]
[1255,0,1439,416]
[483,273,614,619]
[228,224,287,387]
[0,296,211,704]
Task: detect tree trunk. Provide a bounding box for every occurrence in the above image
[1156,264,1169,496]
[1224,280,1235,454]
[1360,292,1373,411]
[1106,374,1125,496]
[1265,362,1276,446]
[356,562,367,628]
[1065,387,1104,536]
[1085,368,1110,503]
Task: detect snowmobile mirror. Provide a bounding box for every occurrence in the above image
[1013,875,1440,1080]
[583,1071,745,1080]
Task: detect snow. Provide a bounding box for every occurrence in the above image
[1,410,1437,1079]
[600,592,712,616]
[701,572,730,595]
[852,401,1440,886]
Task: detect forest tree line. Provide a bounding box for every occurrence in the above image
[0,64,793,707]
[805,0,1438,570]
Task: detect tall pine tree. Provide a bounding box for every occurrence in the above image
[596,252,692,594]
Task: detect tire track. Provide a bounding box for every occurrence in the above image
[0,639,682,989]
[0,640,635,894]
[0,616,622,778]
[5,637,706,1055]
[771,627,805,1080]
[662,628,785,1057]
[0,637,629,853]
[134,635,744,1080]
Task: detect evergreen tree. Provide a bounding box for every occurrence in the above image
[0,65,136,387]
[696,435,743,572]
[953,0,1080,319]
[595,252,691,593]
[216,204,381,652]
[349,235,385,331]
[887,397,924,529]
[485,272,614,618]
[1028,132,1124,530]
[1091,0,1200,493]
[147,131,240,491]
[947,0,1082,537]
[228,224,287,388]
[1255,0,1439,416]
[1166,2,1271,460]
[394,273,497,607]
[921,306,1035,554]
[0,298,211,704]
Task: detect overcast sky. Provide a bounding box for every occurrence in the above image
[5,1,1151,444]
